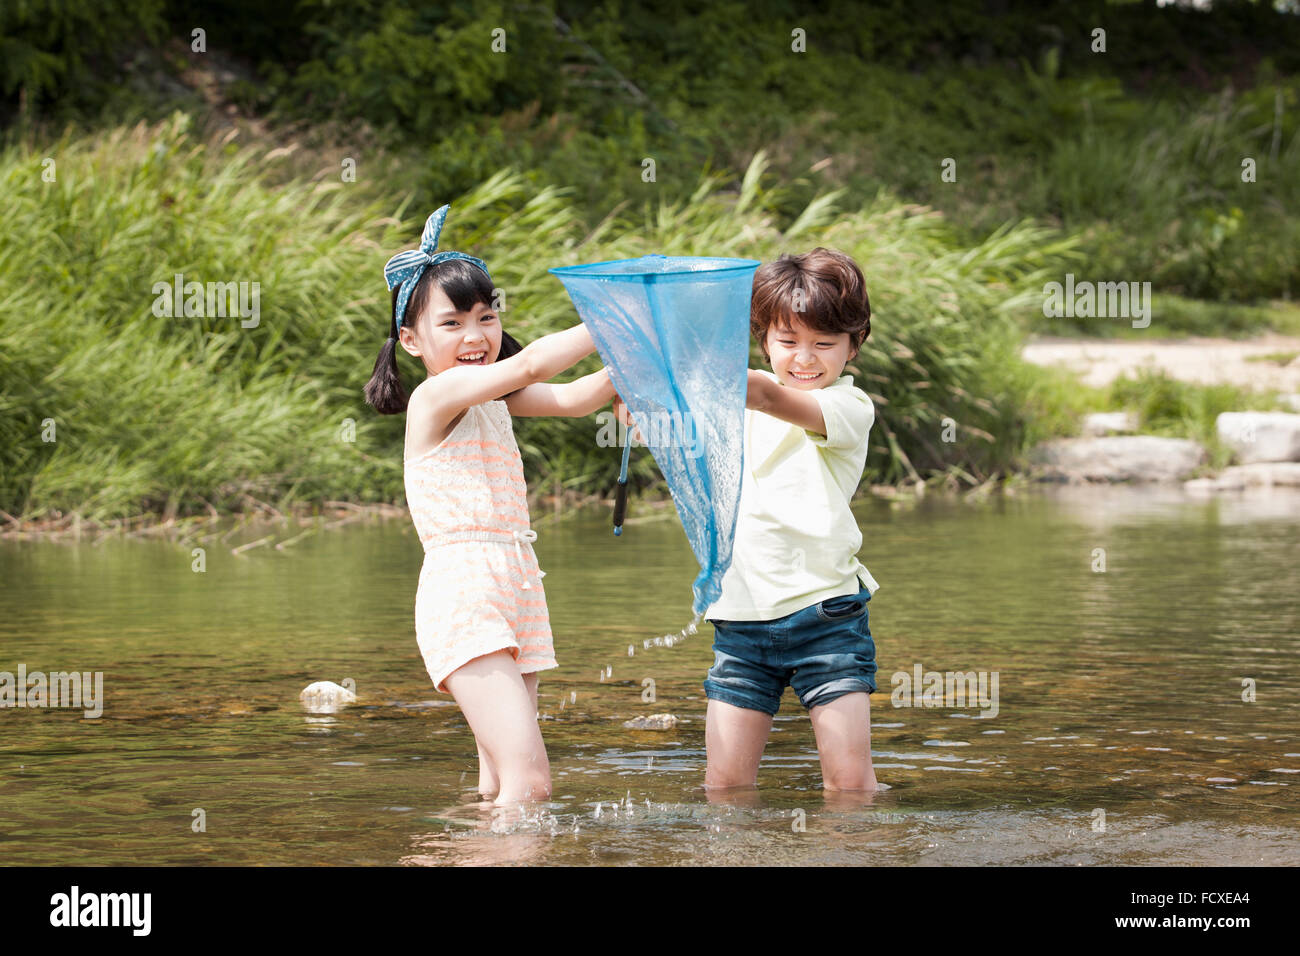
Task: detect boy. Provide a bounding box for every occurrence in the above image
[703,247,880,791]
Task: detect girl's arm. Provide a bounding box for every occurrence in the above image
[746,369,827,436]
[418,324,597,429]
[505,367,616,418]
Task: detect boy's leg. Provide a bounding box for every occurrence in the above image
[808,691,877,791]
[444,651,551,805]
[704,699,774,789]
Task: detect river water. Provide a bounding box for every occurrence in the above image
[1,486,1297,865]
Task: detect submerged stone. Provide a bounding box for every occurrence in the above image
[299,680,356,714]
[622,713,679,731]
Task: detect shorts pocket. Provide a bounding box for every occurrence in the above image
[815,592,868,622]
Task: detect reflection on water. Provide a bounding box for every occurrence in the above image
[1,487,1297,865]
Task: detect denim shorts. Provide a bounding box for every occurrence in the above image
[704,584,876,716]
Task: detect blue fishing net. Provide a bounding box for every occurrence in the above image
[550,255,760,617]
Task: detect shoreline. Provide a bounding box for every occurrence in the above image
[0,487,637,547]
[5,470,1295,546]
[0,501,408,549]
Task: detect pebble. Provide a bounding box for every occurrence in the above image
[622,713,680,731]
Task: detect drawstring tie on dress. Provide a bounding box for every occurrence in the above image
[423,528,546,589]
[511,529,545,590]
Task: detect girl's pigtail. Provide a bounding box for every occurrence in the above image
[363,292,409,415]
[499,331,524,362]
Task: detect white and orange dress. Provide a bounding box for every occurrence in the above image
[403,399,555,693]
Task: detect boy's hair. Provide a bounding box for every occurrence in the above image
[363,258,523,415]
[750,247,871,361]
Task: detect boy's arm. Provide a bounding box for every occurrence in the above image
[505,367,616,418]
[746,369,827,436]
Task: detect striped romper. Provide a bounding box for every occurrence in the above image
[403,399,555,694]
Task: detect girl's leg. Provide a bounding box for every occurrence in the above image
[704,699,773,789]
[474,673,540,799]
[523,671,540,711]
[808,691,878,791]
[475,741,499,799]
[444,651,551,805]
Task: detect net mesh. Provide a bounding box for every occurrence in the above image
[550,255,760,615]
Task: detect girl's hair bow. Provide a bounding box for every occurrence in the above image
[383,205,492,332]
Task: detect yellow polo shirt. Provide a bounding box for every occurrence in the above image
[705,370,879,622]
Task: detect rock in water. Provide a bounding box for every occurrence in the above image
[299,680,356,714]
[1185,462,1300,492]
[623,713,679,731]
[1030,436,1207,482]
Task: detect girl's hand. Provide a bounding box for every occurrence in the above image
[612,393,631,426]
[423,322,595,425]
[746,369,773,411]
[611,393,645,445]
[745,367,826,434]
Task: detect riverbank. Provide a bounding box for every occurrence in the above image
[0,114,1082,521]
[0,487,626,548]
[0,501,406,549]
[1022,333,1300,392]
[10,321,1300,545]
[8,468,1297,551]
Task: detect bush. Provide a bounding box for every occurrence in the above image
[1,119,1082,519]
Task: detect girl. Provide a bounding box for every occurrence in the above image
[365,205,615,805]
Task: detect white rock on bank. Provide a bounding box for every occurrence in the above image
[1282,395,1300,413]
[1220,462,1300,486]
[1183,476,1246,494]
[1031,437,1207,483]
[300,680,357,714]
[1183,462,1300,493]
[1081,411,1138,436]
[1216,412,1300,463]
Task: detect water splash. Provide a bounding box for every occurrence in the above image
[643,614,703,650]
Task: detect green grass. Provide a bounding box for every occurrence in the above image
[0,113,411,520]
[1244,350,1300,365]
[1029,293,1300,340]
[1,117,1089,521]
[7,5,1300,523]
